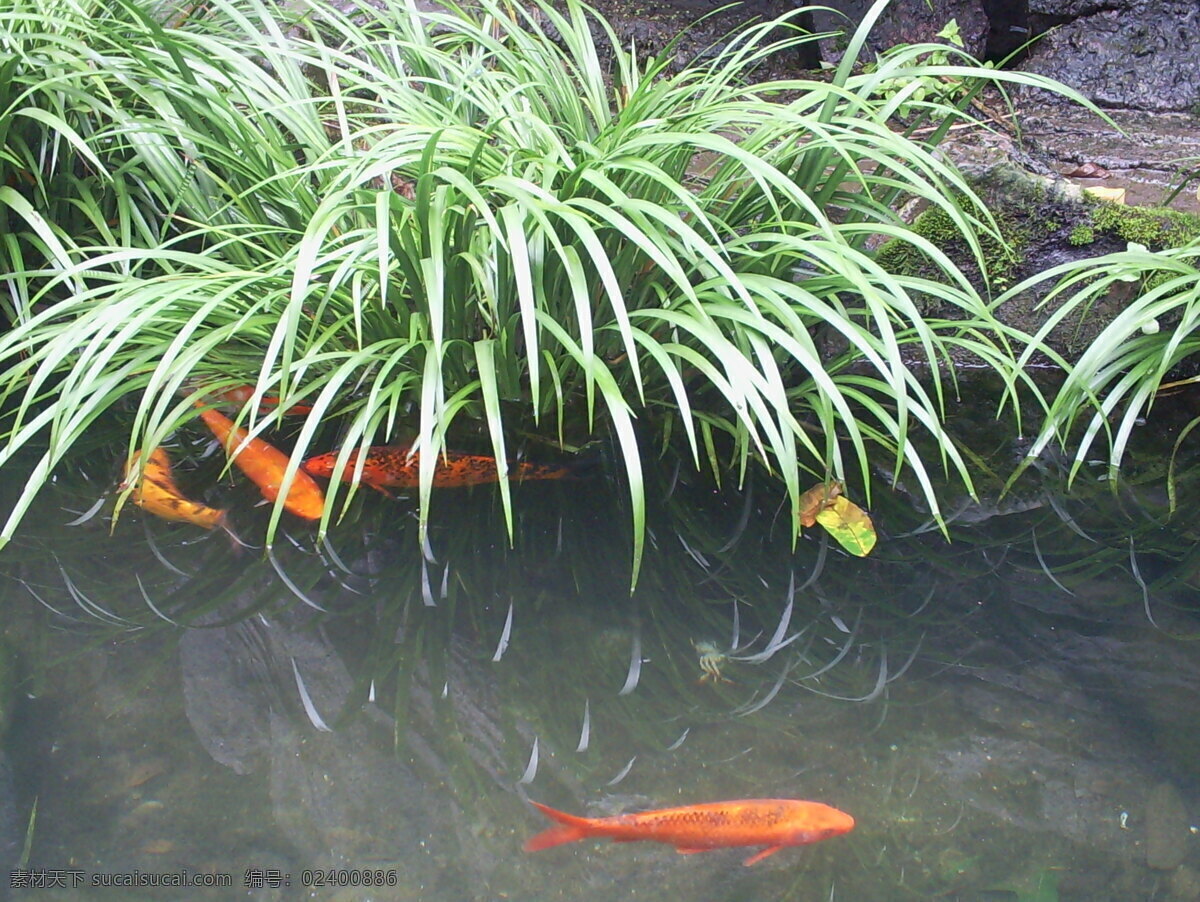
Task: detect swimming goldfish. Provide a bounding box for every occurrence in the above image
[301,446,576,494]
[210,384,313,415]
[122,447,227,530]
[524,798,854,866]
[195,405,325,520]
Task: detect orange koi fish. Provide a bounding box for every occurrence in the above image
[122,447,227,530]
[195,405,325,520]
[301,446,576,494]
[524,798,854,867]
[211,385,313,415]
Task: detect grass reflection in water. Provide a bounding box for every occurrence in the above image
[3,429,1200,900]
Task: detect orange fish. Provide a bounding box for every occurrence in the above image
[301,446,576,494]
[195,405,325,520]
[122,447,227,530]
[524,798,854,866]
[210,384,313,415]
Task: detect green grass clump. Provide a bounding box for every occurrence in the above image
[0,0,1095,579]
[1002,239,1200,480]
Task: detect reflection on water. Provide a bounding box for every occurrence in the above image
[2,429,1200,901]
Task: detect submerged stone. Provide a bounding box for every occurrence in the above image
[1145,781,1190,870]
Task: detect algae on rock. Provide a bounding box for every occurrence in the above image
[872,165,1200,360]
[1076,199,1200,251]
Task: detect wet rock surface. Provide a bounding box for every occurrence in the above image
[1017,102,1200,212]
[1021,0,1200,112]
[810,0,990,59]
[584,0,822,71]
[573,0,1200,116]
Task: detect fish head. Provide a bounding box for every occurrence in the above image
[302,454,336,478]
[789,803,855,844]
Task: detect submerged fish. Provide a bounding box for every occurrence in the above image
[195,405,325,520]
[302,446,577,494]
[524,798,854,866]
[211,384,313,415]
[122,447,227,530]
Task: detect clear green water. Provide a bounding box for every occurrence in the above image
[1,431,1199,901]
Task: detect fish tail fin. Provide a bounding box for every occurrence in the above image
[524,801,594,852]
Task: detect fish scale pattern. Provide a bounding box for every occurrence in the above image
[303,446,575,491]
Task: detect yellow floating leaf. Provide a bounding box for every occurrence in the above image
[798,481,842,528]
[814,495,877,557]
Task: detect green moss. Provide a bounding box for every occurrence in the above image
[1144,270,1179,293]
[874,200,1024,290]
[873,205,952,277]
[1068,224,1095,245]
[878,189,1200,292]
[913,206,957,244]
[1088,201,1200,250]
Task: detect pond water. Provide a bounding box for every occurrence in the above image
[1,409,1199,902]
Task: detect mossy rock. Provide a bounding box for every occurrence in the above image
[874,168,1083,301]
[872,165,1199,361]
[874,199,1027,293]
[1079,199,1200,250]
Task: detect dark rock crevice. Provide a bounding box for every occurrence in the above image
[981,0,1030,63]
